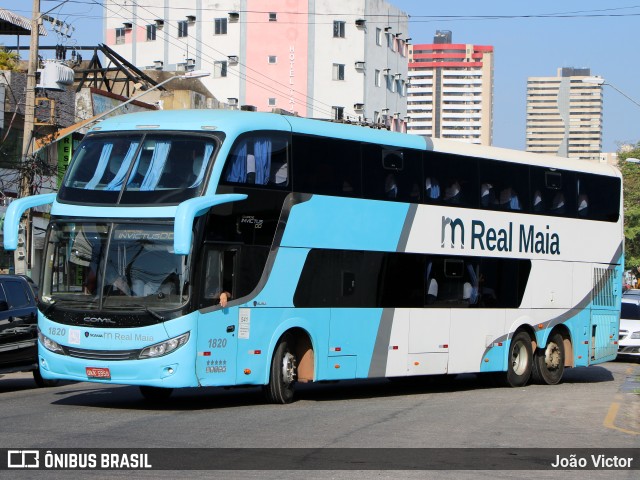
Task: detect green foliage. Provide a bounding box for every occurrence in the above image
[0,48,20,71]
[619,142,640,270]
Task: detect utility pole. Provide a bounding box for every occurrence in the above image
[14,0,41,275]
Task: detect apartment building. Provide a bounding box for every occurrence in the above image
[526,67,603,161]
[407,30,494,145]
[104,0,408,129]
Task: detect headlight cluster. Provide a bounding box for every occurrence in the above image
[630,331,640,339]
[38,329,65,354]
[139,332,190,359]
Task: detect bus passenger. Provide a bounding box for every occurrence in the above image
[578,194,589,217]
[551,192,566,214]
[444,180,461,204]
[533,190,543,212]
[426,278,438,305]
[499,187,520,211]
[480,183,494,207]
[385,174,398,199]
[425,177,440,200]
[218,291,231,308]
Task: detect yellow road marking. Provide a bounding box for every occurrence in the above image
[604,402,640,436]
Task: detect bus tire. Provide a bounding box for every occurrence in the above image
[531,332,565,385]
[33,368,60,388]
[506,331,532,387]
[264,334,297,404]
[139,386,173,401]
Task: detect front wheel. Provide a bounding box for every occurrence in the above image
[139,386,173,401]
[531,332,565,385]
[33,368,59,388]
[264,334,297,404]
[505,331,533,387]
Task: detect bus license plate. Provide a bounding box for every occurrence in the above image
[86,367,111,380]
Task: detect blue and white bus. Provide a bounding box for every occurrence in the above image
[4,110,623,402]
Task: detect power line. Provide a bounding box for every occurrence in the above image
[95,0,348,119]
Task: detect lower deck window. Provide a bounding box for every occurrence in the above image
[293,249,531,309]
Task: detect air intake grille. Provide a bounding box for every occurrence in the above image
[593,267,617,307]
[62,346,140,361]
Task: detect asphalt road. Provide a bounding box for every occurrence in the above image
[0,359,638,479]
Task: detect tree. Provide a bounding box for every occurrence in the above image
[0,48,20,71]
[618,142,640,270]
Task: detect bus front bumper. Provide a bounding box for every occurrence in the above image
[38,339,199,388]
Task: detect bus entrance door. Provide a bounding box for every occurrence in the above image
[407,309,450,375]
[195,309,239,387]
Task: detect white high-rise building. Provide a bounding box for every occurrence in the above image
[104,0,408,130]
[526,67,603,161]
[407,30,494,145]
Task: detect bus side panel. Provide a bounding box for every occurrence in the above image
[563,309,592,367]
[450,309,505,373]
[327,308,384,379]
[195,309,239,387]
[226,308,328,386]
[280,196,410,251]
[589,311,619,364]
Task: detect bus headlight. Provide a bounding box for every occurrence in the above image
[139,332,190,359]
[38,329,65,354]
[630,331,640,339]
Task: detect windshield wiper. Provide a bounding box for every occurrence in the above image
[41,300,56,316]
[107,303,165,322]
[144,306,164,322]
[49,297,99,308]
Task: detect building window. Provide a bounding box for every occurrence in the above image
[332,63,345,81]
[115,27,125,45]
[332,106,344,120]
[376,28,382,46]
[215,18,227,35]
[333,21,345,38]
[268,98,277,107]
[214,60,228,78]
[146,24,156,41]
[268,55,277,64]
[375,69,381,87]
[269,12,277,22]
[178,20,188,37]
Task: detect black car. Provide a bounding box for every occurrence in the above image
[0,275,57,387]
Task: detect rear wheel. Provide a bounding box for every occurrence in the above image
[139,386,173,401]
[505,331,533,387]
[531,332,565,385]
[33,368,59,388]
[264,334,297,404]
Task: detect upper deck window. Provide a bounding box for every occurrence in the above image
[222,132,289,188]
[58,133,221,205]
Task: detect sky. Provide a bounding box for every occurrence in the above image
[1,0,638,153]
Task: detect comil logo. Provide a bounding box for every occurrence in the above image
[441,216,465,249]
[8,450,39,468]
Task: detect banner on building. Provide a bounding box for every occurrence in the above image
[57,136,73,188]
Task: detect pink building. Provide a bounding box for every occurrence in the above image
[105,0,408,128]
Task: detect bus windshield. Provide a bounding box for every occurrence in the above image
[58,133,220,205]
[42,222,190,311]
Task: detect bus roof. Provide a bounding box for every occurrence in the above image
[89,110,620,178]
[429,137,620,178]
[89,109,427,150]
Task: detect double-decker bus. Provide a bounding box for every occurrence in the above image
[4,110,622,403]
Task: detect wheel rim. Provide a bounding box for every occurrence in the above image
[544,342,561,371]
[511,341,528,376]
[281,352,297,385]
